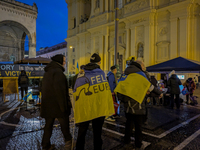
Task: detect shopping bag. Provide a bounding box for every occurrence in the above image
[182,87,189,95]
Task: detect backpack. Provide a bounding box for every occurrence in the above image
[20,76,28,84]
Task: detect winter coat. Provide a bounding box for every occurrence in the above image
[40,61,71,118]
[18,73,29,88]
[150,76,158,87]
[150,76,160,98]
[107,71,116,93]
[167,74,182,94]
[117,62,161,115]
[189,81,196,93]
[84,63,100,70]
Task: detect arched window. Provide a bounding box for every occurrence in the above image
[119,0,123,9]
[96,0,100,8]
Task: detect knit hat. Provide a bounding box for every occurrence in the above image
[90,53,101,63]
[51,54,64,65]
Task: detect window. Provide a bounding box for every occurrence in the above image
[114,0,123,9]
[96,0,100,8]
[73,48,75,52]
[119,0,123,9]
[73,59,75,65]
[73,18,76,28]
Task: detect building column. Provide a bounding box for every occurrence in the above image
[170,17,178,59]
[79,0,85,21]
[195,15,200,61]
[105,0,108,12]
[91,35,95,55]
[109,0,114,11]
[179,16,187,58]
[29,43,36,58]
[125,28,130,61]
[99,34,104,69]
[90,0,95,16]
[144,11,156,66]
[76,1,80,26]
[100,0,104,13]
[130,27,136,57]
[103,35,109,72]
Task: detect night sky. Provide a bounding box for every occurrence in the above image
[16,0,68,51]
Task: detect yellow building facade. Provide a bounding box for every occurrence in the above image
[65,0,200,75]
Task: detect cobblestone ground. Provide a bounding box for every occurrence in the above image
[0,88,200,150]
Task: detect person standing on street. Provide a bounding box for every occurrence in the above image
[106,65,118,121]
[167,70,182,109]
[150,76,160,105]
[116,60,162,150]
[74,53,114,150]
[18,70,29,101]
[187,77,196,102]
[41,54,73,150]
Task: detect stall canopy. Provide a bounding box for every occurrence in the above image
[146,57,200,72]
[14,56,51,65]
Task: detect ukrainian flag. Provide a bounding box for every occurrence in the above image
[73,68,115,123]
[114,71,151,104]
[76,62,79,74]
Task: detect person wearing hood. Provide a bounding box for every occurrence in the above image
[41,54,73,150]
[18,70,29,100]
[167,70,182,109]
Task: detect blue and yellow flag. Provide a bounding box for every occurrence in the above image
[76,62,79,74]
[73,68,115,123]
[114,71,151,104]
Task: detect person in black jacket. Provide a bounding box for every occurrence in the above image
[18,70,29,100]
[150,76,160,105]
[167,70,182,109]
[117,60,162,149]
[41,54,73,150]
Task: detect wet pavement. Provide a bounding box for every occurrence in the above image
[0,88,200,150]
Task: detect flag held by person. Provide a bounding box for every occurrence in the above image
[76,62,79,74]
[114,71,151,104]
[73,68,115,123]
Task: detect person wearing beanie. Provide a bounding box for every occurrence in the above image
[74,53,115,150]
[41,54,73,150]
[167,70,182,109]
[90,53,101,63]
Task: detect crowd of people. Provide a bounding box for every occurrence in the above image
[38,53,199,150]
